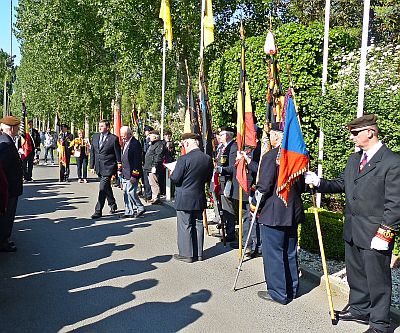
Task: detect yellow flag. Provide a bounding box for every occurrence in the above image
[204,0,214,48]
[159,0,173,50]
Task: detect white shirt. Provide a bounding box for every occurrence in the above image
[123,137,131,155]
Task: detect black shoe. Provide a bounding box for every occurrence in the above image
[363,327,385,333]
[338,310,369,325]
[120,214,135,218]
[225,236,237,243]
[173,254,193,263]
[91,212,102,219]
[109,204,117,214]
[0,244,17,252]
[7,239,15,246]
[257,291,285,304]
[135,210,145,218]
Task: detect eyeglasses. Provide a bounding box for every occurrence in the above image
[350,128,374,136]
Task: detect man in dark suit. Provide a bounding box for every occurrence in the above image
[0,116,23,252]
[253,125,305,305]
[170,133,213,263]
[119,126,145,218]
[305,114,400,333]
[215,126,238,242]
[90,120,122,219]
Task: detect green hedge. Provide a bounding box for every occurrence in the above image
[299,208,400,260]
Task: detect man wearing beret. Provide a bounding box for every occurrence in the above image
[215,126,238,242]
[170,133,213,262]
[143,130,165,204]
[253,124,305,305]
[0,116,23,252]
[305,114,400,333]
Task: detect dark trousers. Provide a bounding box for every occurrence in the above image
[59,154,71,181]
[0,196,18,245]
[76,155,88,180]
[142,171,152,199]
[220,195,237,240]
[345,241,392,332]
[242,207,261,251]
[177,210,204,258]
[23,152,34,180]
[260,224,299,304]
[95,175,116,213]
[44,147,54,163]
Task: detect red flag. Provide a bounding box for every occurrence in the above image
[277,90,309,206]
[19,101,33,161]
[236,25,256,193]
[114,99,122,145]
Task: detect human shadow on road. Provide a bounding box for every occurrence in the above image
[75,289,212,333]
[0,255,171,333]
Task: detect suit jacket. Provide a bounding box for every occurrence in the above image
[170,148,213,211]
[143,140,165,172]
[0,133,23,198]
[121,137,143,180]
[256,147,305,227]
[318,144,400,249]
[90,132,122,177]
[218,141,236,195]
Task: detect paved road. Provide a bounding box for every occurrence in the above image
[0,164,398,333]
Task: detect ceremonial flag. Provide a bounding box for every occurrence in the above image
[19,100,33,161]
[159,0,173,50]
[277,91,309,206]
[236,24,256,194]
[113,99,122,144]
[198,70,214,157]
[203,0,214,48]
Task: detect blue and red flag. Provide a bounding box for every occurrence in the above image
[277,90,308,206]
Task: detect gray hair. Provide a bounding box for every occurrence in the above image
[120,126,132,136]
[0,123,11,132]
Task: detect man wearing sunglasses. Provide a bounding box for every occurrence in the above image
[305,114,400,333]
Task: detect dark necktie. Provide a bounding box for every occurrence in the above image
[359,152,368,172]
[99,134,105,148]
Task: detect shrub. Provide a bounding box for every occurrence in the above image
[299,208,345,261]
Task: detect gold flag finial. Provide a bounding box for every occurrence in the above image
[240,20,245,40]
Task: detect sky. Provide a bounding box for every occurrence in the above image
[1,0,20,65]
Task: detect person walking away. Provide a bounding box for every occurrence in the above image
[0,116,23,252]
[119,126,145,218]
[43,127,56,165]
[90,120,122,219]
[143,130,165,204]
[71,129,90,183]
[170,133,213,263]
[305,114,400,333]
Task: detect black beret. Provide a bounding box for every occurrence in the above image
[149,130,160,135]
[181,132,201,141]
[144,125,154,131]
[218,126,235,134]
[270,122,283,132]
[0,116,20,126]
[28,119,33,124]
[346,114,377,129]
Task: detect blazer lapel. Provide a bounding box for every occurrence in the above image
[355,145,386,180]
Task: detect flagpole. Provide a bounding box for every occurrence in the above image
[316,0,331,208]
[161,25,166,138]
[357,0,370,119]
[200,0,205,63]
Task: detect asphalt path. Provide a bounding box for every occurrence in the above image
[0,163,399,333]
